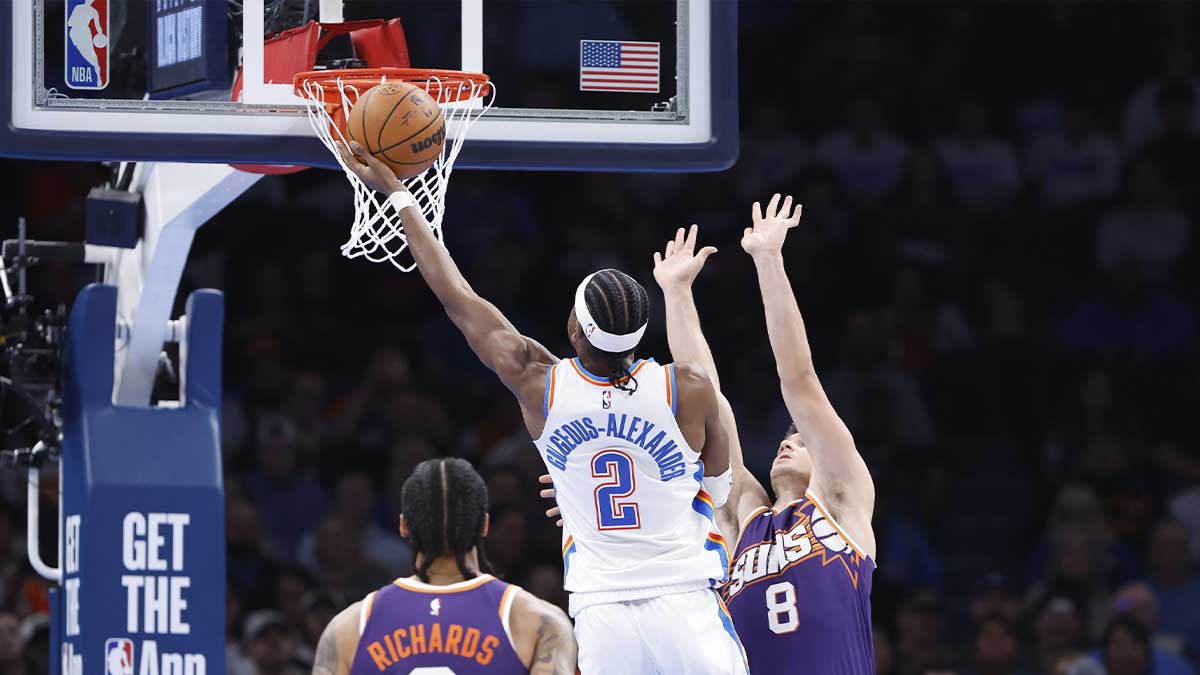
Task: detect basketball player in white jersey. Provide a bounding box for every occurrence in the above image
[338,140,747,674]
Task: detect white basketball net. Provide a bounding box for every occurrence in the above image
[298,73,495,271]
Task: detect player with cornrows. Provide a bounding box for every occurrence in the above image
[312,458,577,674]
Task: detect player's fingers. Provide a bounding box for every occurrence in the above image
[697,246,718,263]
[744,227,753,239]
[665,239,676,257]
[685,223,700,254]
[545,507,560,519]
[538,474,553,484]
[768,193,781,218]
[674,227,686,251]
[789,203,803,226]
[781,195,793,219]
[556,519,563,528]
[653,251,663,267]
[540,488,556,499]
[752,201,762,225]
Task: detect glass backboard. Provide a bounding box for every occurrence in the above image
[1,0,737,171]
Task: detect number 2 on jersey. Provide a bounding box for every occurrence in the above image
[592,450,640,530]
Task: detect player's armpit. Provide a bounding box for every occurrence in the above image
[511,591,578,675]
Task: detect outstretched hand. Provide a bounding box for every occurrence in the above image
[335,140,405,195]
[653,224,717,293]
[741,193,802,259]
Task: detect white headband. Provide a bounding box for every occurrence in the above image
[574,272,648,353]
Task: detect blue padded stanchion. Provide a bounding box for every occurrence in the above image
[53,284,225,675]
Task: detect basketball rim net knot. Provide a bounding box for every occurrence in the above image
[295,68,495,272]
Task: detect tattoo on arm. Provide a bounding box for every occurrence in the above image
[531,611,577,675]
[312,622,340,675]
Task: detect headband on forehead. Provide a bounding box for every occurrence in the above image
[574,272,648,353]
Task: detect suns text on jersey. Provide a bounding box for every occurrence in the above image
[724,507,864,599]
[364,622,502,670]
[543,413,688,479]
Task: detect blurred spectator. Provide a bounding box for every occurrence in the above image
[271,566,313,646]
[1102,615,1155,675]
[881,266,973,372]
[1139,82,1200,203]
[1026,527,1117,642]
[1032,596,1087,675]
[814,95,911,201]
[964,614,1030,675]
[1094,155,1192,284]
[243,610,306,675]
[486,509,531,579]
[877,627,897,675]
[1026,98,1119,207]
[16,615,47,675]
[522,564,568,614]
[280,371,329,458]
[1123,42,1200,151]
[937,100,1022,209]
[300,590,343,662]
[298,473,412,575]
[970,573,1022,625]
[1108,582,1198,675]
[882,146,965,267]
[894,589,956,675]
[227,585,254,675]
[226,495,280,607]
[243,421,330,558]
[1040,483,1139,576]
[303,515,391,602]
[735,103,808,202]
[825,309,935,450]
[0,612,21,675]
[1147,519,1200,657]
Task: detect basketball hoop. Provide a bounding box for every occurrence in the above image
[294,68,495,271]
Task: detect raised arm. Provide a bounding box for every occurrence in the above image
[338,143,555,412]
[742,194,875,556]
[653,225,769,536]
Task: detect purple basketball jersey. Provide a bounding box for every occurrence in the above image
[350,575,527,675]
[721,495,875,674]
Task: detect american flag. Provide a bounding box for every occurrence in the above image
[579,40,660,93]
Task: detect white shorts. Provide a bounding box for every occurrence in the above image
[574,588,748,675]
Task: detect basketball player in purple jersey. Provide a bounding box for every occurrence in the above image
[312,458,576,675]
[546,214,876,672]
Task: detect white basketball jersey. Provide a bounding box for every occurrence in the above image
[533,358,729,615]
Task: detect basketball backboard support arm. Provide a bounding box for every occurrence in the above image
[110,163,261,406]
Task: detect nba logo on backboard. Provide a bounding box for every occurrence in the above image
[104,638,133,675]
[602,390,612,409]
[65,0,109,90]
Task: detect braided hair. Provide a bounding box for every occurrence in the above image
[401,458,494,583]
[580,269,651,393]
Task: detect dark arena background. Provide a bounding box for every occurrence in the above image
[2,2,1200,675]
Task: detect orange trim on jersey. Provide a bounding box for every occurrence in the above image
[568,358,650,387]
[561,535,575,557]
[392,575,496,594]
[546,365,557,413]
[664,367,673,409]
[805,493,868,560]
[498,585,519,623]
[363,590,376,623]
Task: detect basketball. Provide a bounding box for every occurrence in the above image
[93,34,107,49]
[346,82,446,179]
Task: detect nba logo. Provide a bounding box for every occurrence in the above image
[602,390,612,409]
[65,0,109,90]
[104,638,133,675]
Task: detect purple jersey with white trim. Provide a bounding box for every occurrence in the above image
[349,575,527,674]
[720,494,874,674]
